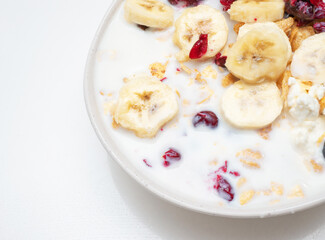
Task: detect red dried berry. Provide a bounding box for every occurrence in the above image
[285,0,325,21]
[215,52,227,68]
[162,148,181,167]
[168,0,201,7]
[314,22,325,32]
[220,0,235,11]
[137,24,149,31]
[214,175,234,201]
[216,160,228,173]
[163,161,170,167]
[229,171,240,177]
[285,0,314,20]
[314,3,325,19]
[311,0,324,6]
[143,159,152,167]
[192,111,219,128]
[189,34,208,59]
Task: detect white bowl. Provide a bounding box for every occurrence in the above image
[84,0,325,218]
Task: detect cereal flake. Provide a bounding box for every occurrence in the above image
[275,17,294,36]
[149,61,168,79]
[290,25,315,52]
[288,185,304,198]
[221,73,238,87]
[257,125,272,140]
[271,182,284,196]
[319,97,325,115]
[239,190,255,205]
[201,65,218,79]
[236,177,247,188]
[236,149,262,168]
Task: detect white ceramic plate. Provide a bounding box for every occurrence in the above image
[84,0,325,218]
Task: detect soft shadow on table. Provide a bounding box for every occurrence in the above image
[109,158,325,240]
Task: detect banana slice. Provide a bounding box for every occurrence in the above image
[226,22,291,84]
[221,81,283,129]
[114,75,178,138]
[124,0,174,28]
[173,5,228,62]
[237,23,291,60]
[291,33,325,84]
[229,0,285,23]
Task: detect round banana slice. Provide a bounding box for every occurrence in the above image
[291,33,325,84]
[226,23,291,84]
[221,81,283,129]
[229,0,285,23]
[238,22,292,61]
[173,5,228,62]
[124,0,174,28]
[114,75,178,138]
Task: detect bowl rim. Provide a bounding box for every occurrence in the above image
[83,0,325,218]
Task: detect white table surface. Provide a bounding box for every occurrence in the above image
[2,0,325,239]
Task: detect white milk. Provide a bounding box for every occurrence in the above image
[93,0,325,208]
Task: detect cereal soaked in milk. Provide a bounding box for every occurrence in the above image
[94,0,325,208]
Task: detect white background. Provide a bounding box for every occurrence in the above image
[2,0,325,239]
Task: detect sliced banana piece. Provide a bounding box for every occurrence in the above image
[221,81,283,129]
[114,75,178,138]
[238,22,291,60]
[124,0,174,28]
[173,5,228,62]
[229,0,285,23]
[291,33,325,84]
[226,22,291,84]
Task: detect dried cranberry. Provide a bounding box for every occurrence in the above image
[284,11,291,18]
[220,0,235,11]
[296,19,312,26]
[311,0,325,7]
[163,161,170,167]
[189,34,208,59]
[143,159,152,167]
[285,0,325,21]
[314,4,325,19]
[229,171,240,177]
[216,161,228,173]
[214,53,227,68]
[137,24,149,31]
[162,148,181,167]
[314,22,325,32]
[168,0,201,7]
[214,175,234,201]
[192,111,218,128]
[285,0,314,20]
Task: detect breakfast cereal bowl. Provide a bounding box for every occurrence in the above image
[84,0,325,217]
